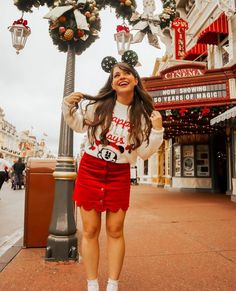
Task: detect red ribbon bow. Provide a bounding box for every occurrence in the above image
[13,18,30,31]
[116,25,130,33]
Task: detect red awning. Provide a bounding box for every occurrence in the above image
[197,13,229,45]
[183,43,208,61]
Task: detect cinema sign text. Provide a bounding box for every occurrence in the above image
[162,68,204,79]
[150,83,228,104]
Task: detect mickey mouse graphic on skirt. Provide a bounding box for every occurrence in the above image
[62,50,164,291]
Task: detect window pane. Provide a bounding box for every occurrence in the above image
[144,160,148,175]
[196,144,210,176]
[173,145,181,176]
[183,145,194,176]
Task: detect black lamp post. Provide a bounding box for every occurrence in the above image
[45,45,78,261]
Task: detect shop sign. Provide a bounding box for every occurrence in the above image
[171,17,188,60]
[151,83,228,104]
[163,68,203,79]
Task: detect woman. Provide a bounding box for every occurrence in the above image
[62,61,164,291]
[0,153,11,192]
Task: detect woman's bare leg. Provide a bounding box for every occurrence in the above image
[106,209,126,280]
[80,207,102,280]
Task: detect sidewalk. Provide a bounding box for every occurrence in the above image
[1,185,236,290]
[0,183,24,272]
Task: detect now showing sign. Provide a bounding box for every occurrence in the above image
[150,83,228,104]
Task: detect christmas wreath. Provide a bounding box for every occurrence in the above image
[44,1,102,55]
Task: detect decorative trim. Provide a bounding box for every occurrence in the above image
[53,171,77,180]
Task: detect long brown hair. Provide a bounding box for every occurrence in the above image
[82,62,154,150]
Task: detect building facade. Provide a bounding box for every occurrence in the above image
[0,106,54,164]
[0,107,20,163]
[138,0,236,201]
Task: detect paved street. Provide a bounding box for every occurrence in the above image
[0,182,24,266]
[1,185,236,290]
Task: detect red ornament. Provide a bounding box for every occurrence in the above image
[78,29,85,37]
[201,107,210,116]
[59,26,66,34]
[179,107,188,117]
[58,16,66,23]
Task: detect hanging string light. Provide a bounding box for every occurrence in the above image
[161,104,234,139]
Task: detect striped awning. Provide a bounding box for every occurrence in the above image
[197,13,229,45]
[183,43,208,61]
[211,106,236,125]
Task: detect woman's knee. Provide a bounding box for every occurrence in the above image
[106,224,124,239]
[83,225,100,240]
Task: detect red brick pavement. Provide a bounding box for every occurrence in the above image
[1,185,236,291]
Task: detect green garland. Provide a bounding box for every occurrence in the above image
[97,0,136,21]
[14,0,175,54]
[161,104,233,139]
[159,0,176,30]
[14,0,136,18]
[14,0,54,12]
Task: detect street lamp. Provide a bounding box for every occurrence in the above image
[45,44,78,261]
[8,18,31,54]
[114,24,133,55]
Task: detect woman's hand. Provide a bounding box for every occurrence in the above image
[64,92,84,107]
[150,111,163,131]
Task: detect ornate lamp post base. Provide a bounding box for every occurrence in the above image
[45,157,78,261]
[45,234,77,261]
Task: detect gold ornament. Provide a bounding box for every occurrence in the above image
[64,28,74,41]
[125,0,132,6]
[89,16,96,23]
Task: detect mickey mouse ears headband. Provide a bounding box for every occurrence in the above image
[101,50,139,73]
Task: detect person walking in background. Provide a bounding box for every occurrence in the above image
[0,153,11,192]
[12,157,25,190]
[62,51,164,291]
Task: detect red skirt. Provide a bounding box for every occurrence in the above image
[73,153,131,212]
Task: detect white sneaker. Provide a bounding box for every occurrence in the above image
[87,279,99,291]
[106,282,118,291]
[88,284,99,291]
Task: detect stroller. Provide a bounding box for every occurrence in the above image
[11,171,25,190]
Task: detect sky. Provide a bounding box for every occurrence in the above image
[0,0,165,155]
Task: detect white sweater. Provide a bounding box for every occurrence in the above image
[62,100,164,164]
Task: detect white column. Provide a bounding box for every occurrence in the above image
[228,15,236,63]
[207,45,215,69]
